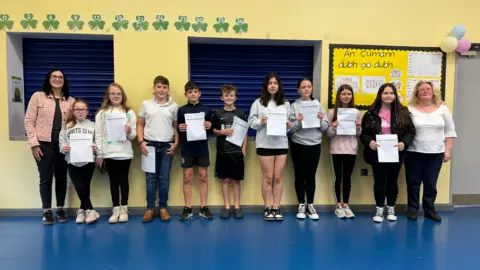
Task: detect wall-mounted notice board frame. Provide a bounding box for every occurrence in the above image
[328,44,447,109]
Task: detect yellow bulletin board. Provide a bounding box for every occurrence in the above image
[328,44,447,109]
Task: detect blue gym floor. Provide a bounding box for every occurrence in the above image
[0,207,478,270]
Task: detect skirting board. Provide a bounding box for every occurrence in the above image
[452,194,480,206]
[0,204,453,217]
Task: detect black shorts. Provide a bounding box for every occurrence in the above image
[256,148,288,156]
[215,152,244,180]
[181,155,210,168]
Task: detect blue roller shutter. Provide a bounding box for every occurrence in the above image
[23,38,114,120]
[189,43,314,135]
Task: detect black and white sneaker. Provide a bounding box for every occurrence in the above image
[43,210,54,225]
[56,208,68,223]
[199,206,214,219]
[263,207,274,221]
[179,207,193,221]
[272,208,283,221]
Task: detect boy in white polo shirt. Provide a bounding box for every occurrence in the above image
[137,76,179,222]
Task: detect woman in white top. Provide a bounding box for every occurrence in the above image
[405,81,457,222]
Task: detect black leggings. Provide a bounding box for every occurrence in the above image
[331,154,356,204]
[372,162,403,207]
[291,142,321,204]
[105,159,131,206]
[69,163,95,210]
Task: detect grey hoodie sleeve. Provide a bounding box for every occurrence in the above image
[248,100,264,130]
[59,127,68,154]
[289,102,302,134]
[319,104,329,133]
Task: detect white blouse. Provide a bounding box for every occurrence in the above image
[407,105,457,154]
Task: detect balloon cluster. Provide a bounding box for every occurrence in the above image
[440,25,471,53]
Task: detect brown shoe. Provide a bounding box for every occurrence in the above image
[142,209,155,223]
[159,208,170,221]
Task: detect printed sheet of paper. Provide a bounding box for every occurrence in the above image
[407,52,442,78]
[141,146,156,173]
[300,101,320,129]
[336,108,358,135]
[106,112,127,142]
[185,112,207,141]
[405,78,441,102]
[70,134,93,163]
[376,134,399,163]
[226,116,249,147]
[267,107,287,136]
[362,76,386,94]
[335,75,360,93]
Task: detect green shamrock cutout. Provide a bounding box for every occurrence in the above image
[153,15,169,31]
[192,17,208,33]
[0,14,14,31]
[88,14,105,30]
[21,13,38,30]
[233,18,248,34]
[42,14,59,31]
[67,14,84,31]
[112,15,129,31]
[174,16,190,32]
[213,17,229,33]
[132,15,149,32]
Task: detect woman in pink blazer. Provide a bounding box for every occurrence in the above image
[24,68,75,225]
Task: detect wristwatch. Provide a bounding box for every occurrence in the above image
[138,140,144,145]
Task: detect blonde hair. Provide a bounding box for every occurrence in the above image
[409,80,442,107]
[97,83,131,114]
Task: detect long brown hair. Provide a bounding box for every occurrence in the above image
[370,83,410,128]
[332,84,355,122]
[65,99,89,129]
[97,83,131,114]
[260,72,286,107]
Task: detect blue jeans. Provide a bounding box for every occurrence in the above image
[145,141,173,209]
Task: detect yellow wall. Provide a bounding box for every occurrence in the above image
[0,0,473,209]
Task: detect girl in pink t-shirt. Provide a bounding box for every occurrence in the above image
[327,84,361,219]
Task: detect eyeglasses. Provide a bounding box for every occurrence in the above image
[51,75,64,81]
[74,109,88,112]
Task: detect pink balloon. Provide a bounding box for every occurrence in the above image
[456,39,472,52]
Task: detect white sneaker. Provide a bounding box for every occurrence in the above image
[335,206,346,218]
[109,206,121,224]
[307,204,319,220]
[373,206,384,223]
[86,210,100,224]
[344,205,355,218]
[76,209,86,224]
[386,206,397,221]
[296,204,306,219]
[119,206,128,223]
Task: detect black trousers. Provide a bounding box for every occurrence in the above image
[36,141,68,209]
[405,152,444,212]
[291,142,321,204]
[372,161,403,207]
[331,154,356,204]
[68,163,95,210]
[105,159,131,206]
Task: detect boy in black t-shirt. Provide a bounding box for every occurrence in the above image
[177,81,213,220]
[213,84,247,219]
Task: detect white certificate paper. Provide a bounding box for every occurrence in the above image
[70,134,93,163]
[106,112,127,142]
[141,146,156,173]
[267,107,287,136]
[376,134,399,163]
[185,112,207,141]
[337,108,358,135]
[226,116,249,147]
[300,101,320,129]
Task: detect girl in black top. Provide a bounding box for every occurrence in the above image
[360,83,415,223]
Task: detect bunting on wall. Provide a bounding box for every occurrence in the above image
[0,13,249,34]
